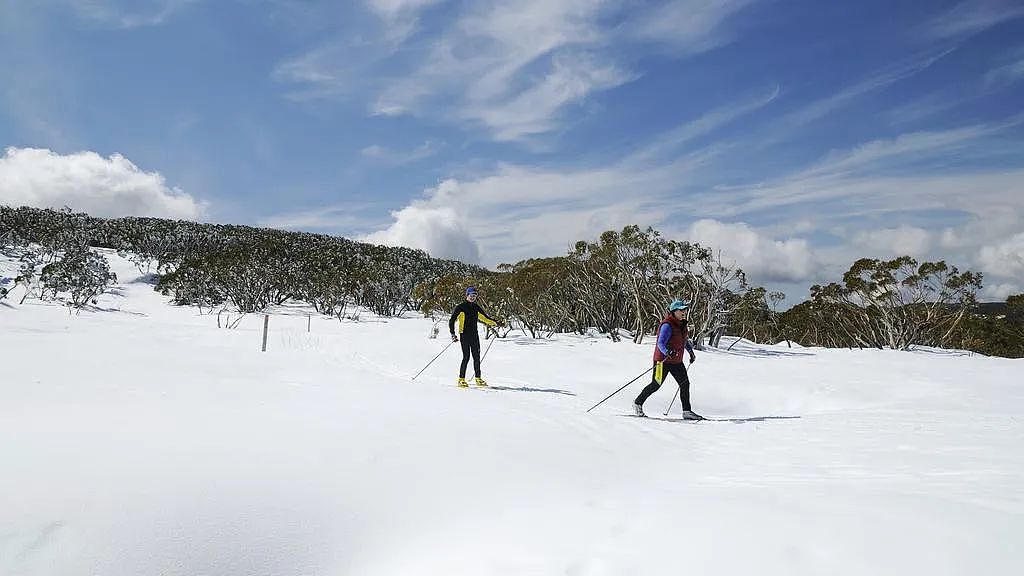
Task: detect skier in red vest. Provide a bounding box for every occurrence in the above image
[633,299,701,420]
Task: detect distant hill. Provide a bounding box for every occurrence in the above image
[977,302,1008,316]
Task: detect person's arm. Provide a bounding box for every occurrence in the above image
[657,323,673,355]
[477,304,499,328]
[449,304,462,336]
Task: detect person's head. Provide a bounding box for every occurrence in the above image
[465,286,478,301]
[668,299,689,320]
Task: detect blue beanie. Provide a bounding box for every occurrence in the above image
[669,299,689,311]
[466,286,477,296]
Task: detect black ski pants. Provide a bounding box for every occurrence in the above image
[634,361,691,410]
[459,332,482,378]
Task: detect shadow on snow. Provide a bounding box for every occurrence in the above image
[489,385,576,396]
[620,414,801,424]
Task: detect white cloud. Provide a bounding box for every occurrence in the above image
[684,219,816,283]
[360,157,686,267]
[0,147,204,220]
[464,52,635,141]
[886,93,959,126]
[703,120,1024,219]
[352,112,1024,289]
[634,85,779,160]
[985,54,1024,87]
[362,201,481,263]
[370,0,627,139]
[920,0,1024,40]
[258,203,387,232]
[360,140,440,164]
[807,124,999,175]
[365,0,445,22]
[319,106,1023,298]
[359,145,388,159]
[834,218,1024,302]
[285,0,758,141]
[978,232,1024,279]
[626,0,755,53]
[362,0,446,44]
[66,0,200,29]
[272,42,362,101]
[271,0,431,102]
[767,49,956,138]
[265,87,776,266]
[851,226,933,257]
[983,282,1022,300]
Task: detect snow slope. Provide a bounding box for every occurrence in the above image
[1,250,1022,575]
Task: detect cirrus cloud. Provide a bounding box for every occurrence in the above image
[280,0,759,142]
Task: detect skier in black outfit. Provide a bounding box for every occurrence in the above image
[449,286,500,387]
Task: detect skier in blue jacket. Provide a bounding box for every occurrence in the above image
[633,299,701,419]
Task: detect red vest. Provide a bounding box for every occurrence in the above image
[653,314,688,364]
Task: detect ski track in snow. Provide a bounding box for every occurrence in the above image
[1,249,1022,575]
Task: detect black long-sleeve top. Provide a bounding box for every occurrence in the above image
[449,301,498,337]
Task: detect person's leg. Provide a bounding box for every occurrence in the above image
[459,337,471,378]
[667,363,692,411]
[634,362,664,406]
[470,335,482,377]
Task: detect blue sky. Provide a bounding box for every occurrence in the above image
[1,0,1024,301]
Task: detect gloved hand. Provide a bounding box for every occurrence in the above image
[689,352,697,363]
[451,334,458,342]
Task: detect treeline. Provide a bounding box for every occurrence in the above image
[416,229,1021,357]
[418,226,746,347]
[2,205,1021,358]
[0,205,482,317]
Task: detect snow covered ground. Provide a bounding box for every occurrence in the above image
[2,250,1022,575]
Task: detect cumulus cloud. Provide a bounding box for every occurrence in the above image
[0,147,204,220]
[361,202,481,264]
[983,282,1022,300]
[978,232,1024,279]
[684,219,816,283]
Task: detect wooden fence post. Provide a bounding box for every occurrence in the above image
[262,314,269,352]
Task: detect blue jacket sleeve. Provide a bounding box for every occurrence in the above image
[657,323,672,355]
[685,338,694,354]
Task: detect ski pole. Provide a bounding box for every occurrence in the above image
[411,340,456,381]
[586,365,655,414]
[481,328,497,362]
[663,387,679,416]
[662,361,697,416]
